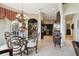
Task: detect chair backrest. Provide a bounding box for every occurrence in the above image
[4,32,11,40]
[27,33,40,47]
[4,32,11,48]
[10,36,26,52]
[35,33,40,45]
[4,32,25,55]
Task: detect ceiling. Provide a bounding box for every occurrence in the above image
[65,14,74,23]
[2,3,59,20]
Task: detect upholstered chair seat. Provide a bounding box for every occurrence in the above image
[25,33,40,55]
[27,41,36,47]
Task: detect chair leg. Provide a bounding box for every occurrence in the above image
[35,46,37,54]
[24,50,26,54]
[20,49,22,56]
[59,44,61,48]
[26,48,28,55]
[54,43,56,47]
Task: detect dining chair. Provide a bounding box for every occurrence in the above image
[4,32,11,48]
[4,32,26,56]
[0,32,12,56]
[25,33,40,55]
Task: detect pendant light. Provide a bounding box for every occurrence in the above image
[16,3,29,22]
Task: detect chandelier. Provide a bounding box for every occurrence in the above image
[16,3,29,22]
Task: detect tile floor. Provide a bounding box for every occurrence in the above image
[27,36,75,56]
[0,36,76,56]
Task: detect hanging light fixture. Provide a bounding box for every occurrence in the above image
[16,3,29,22]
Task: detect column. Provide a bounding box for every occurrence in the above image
[58,3,66,46]
[25,19,28,40]
[73,14,77,41]
[73,14,79,42]
[38,11,43,40]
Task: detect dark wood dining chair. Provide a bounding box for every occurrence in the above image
[25,33,40,55]
[4,32,11,48]
[4,32,26,56]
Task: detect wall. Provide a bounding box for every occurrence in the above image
[27,14,39,20]
[58,3,66,46]
[0,18,11,46]
[73,14,79,41]
[65,15,74,36]
[63,3,79,41]
[43,20,54,24]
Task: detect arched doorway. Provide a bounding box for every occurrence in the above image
[28,18,38,39]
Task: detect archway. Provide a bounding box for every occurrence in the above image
[28,18,38,39]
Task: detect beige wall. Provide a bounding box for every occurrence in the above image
[73,14,79,41]
[27,14,39,20]
[63,3,79,41]
[43,20,54,24]
[0,18,11,46]
[65,15,74,37]
[65,15,74,29]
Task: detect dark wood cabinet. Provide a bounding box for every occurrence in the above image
[28,19,38,38]
[66,29,71,35]
[41,24,53,38]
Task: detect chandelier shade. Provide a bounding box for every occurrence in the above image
[16,3,29,21]
[16,13,29,20]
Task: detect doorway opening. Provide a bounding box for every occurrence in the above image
[41,20,53,39]
[65,14,74,41]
